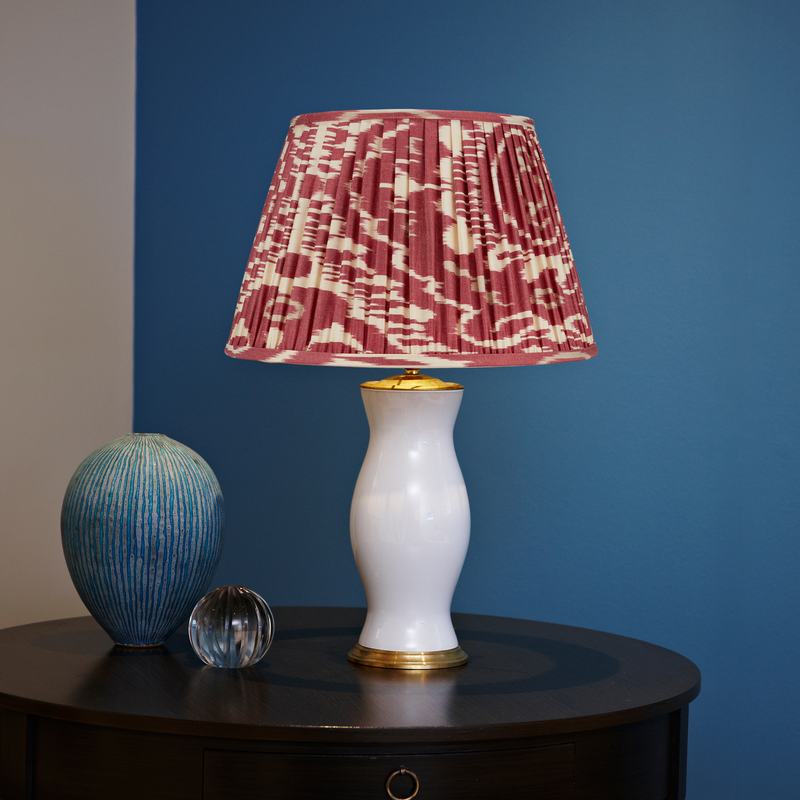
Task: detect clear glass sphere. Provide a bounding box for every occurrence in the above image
[188,585,274,668]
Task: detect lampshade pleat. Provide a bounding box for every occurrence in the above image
[390,120,413,353]
[227,109,596,367]
[507,124,548,345]
[469,121,500,349]
[289,125,331,351]
[438,117,461,353]
[485,121,524,349]
[363,119,393,353]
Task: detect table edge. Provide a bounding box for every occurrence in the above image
[0,610,701,743]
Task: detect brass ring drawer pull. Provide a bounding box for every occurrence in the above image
[385,766,420,800]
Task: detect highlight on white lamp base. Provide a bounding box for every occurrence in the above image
[348,372,469,669]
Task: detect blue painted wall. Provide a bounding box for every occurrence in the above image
[135,1,800,796]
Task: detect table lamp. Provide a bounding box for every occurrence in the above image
[226,110,596,669]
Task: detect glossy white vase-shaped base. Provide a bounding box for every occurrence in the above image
[349,386,470,669]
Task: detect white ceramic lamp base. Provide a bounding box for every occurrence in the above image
[349,378,470,669]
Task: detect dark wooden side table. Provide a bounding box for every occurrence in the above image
[0,607,700,800]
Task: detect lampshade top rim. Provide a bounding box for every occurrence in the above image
[291,109,535,128]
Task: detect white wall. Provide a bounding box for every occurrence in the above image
[0,1,135,628]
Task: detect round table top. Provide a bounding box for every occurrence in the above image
[0,607,700,744]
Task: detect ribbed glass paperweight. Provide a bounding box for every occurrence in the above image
[188,585,275,668]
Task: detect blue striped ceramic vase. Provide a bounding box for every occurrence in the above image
[61,434,224,647]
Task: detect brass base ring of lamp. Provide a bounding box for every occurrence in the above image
[347,643,468,670]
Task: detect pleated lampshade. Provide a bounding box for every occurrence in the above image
[226,109,596,368]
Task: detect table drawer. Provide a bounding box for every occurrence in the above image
[203,744,575,799]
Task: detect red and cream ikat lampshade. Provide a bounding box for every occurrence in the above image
[225,109,596,368]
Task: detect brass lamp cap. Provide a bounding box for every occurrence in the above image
[360,370,463,391]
